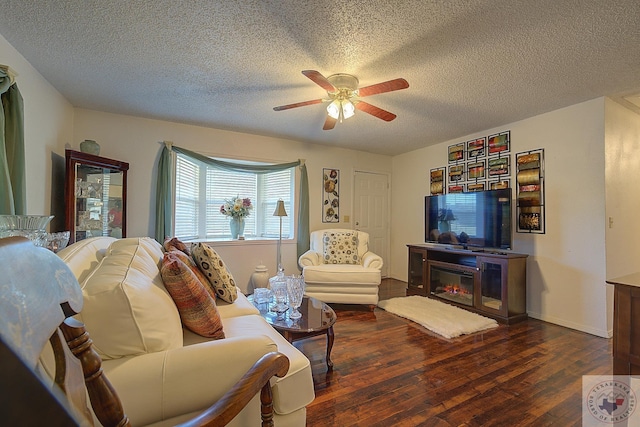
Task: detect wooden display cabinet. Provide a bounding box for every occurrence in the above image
[65,149,129,244]
[606,273,640,375]
[407,244,528,323]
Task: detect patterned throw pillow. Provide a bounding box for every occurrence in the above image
[323,231,361,264]
[163,237,190,255]
[191,242,238,303]
[167,249,216,301]
[160,251,225,339]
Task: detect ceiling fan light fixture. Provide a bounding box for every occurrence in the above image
[342,100,355,119]
[327,99,341,119]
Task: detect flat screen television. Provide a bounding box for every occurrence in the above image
[425,188,512,250]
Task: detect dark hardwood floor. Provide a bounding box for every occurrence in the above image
[295,278,612,426]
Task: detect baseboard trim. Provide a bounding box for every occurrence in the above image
[527,311,612,338]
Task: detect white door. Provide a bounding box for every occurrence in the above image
[354,171,389,277]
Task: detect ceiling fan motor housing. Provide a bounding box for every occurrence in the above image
[327,73,359,93]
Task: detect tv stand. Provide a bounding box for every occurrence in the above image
[407,244,528,324]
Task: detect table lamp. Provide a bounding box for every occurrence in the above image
[273,199,287,275]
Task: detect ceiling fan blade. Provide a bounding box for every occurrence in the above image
[355,101,397,122]
[302,70,337,92]
[273,98,324,111]
[323,115,337,130]
[356,78,409,98]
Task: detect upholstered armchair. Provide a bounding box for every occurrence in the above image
[298,229,383,305]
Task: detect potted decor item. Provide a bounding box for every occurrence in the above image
[220,196,253,239]
[80,139,100,156]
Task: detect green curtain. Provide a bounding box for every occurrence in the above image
[0,69,26,215]
[155,143,310,259]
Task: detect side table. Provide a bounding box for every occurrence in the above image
[249,294,337,369]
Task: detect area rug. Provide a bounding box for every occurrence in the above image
[377,296,499,339]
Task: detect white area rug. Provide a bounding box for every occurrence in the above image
[378,296,499,339]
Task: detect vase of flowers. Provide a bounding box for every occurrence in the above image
[220,196,253,239]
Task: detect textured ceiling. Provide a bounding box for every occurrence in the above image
[1,0,640,156]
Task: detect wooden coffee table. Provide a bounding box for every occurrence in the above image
[249,294,337,369]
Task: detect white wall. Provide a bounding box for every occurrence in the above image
[71,108,392,291]
[0,34,74,222]
[391,98,610,337]
[604,98,640,331]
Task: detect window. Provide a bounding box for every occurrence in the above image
[174,153,294,240]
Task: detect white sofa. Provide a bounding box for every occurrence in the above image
[298,229,383,305]
[55,236,315,427]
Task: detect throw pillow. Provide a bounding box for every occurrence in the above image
[191,242,238,303]
[169,249,217,301]
[161,251,225,339]
[163,236,190,255]
[323,230,361,264]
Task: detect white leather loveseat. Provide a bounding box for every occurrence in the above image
[298,229,383,305]
[55,236,314,427]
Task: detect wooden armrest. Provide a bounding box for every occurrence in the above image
[177,352,290,427]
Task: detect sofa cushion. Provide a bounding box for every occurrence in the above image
[303,264,381,285]
[78,237,183,359]
[169,249,217,301]
[161,251,225,339]
[215,291,260,319]
[322,230,360,264]
[164,236,190,255]
[57,236,117,284]
[191,242,238,303]
[184,314,315,416]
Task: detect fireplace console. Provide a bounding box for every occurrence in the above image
[407,244,528,324]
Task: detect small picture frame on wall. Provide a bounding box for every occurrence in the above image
[322,168,339,223]
[488,131,510,156]
[467,137,486,159]
[488,156,510,177]
[448,164,464,182]
[448,143,465,163]
[448,184,465,193]
[467,182,486,192]
[467,160,486,180]
[489,179,510,190]
[430,167,446,195]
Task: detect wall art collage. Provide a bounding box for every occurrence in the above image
[322,168,340,223]
[429,131,546,234]
[430,131,512,195]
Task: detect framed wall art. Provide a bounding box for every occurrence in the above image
[515,149,545,233]
[322,168,339,223]
[467,137,486,159]
[489,179,510,190]
[467,182,486,192]
[448,143,465,163]
[448,184,465,193]
[488,156,510,177]
[430,167,446,195]
[467,160,486,180]
[448,164,464,183]
[488,131,510,156]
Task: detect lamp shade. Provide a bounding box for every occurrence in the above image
[273,200,287,217]
[326,100,341,119]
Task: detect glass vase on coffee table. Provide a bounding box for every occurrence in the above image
[269,275,288,318]
[286,275,306,319]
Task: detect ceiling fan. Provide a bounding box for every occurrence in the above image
[273,70,409,130]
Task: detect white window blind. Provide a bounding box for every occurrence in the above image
[174,153,294,240]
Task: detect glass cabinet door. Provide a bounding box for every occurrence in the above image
[65,150,129,244]
[478,258,505,312]
[408,247,427,291]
